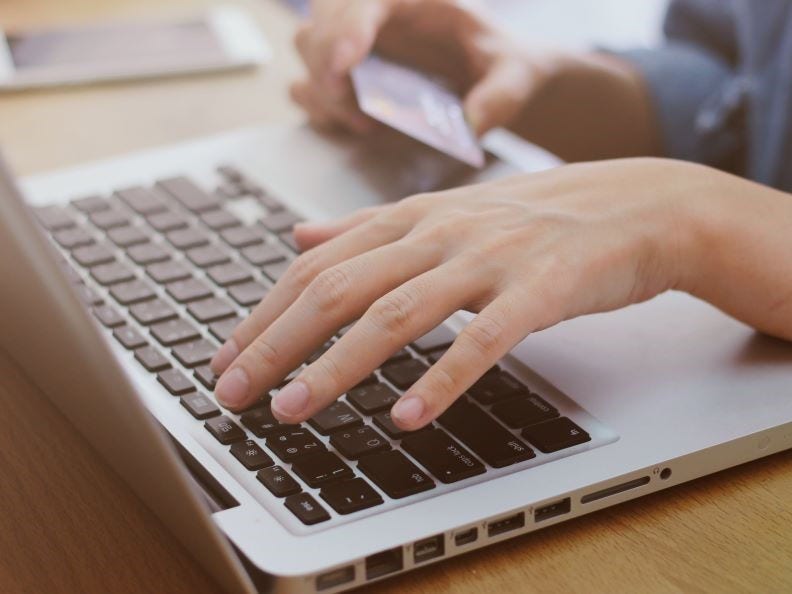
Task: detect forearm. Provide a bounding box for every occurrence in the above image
[510,52,661,162]
[680,169,792,341]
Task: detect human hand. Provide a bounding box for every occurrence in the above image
[290,0,557,136]
[210,158,724,430]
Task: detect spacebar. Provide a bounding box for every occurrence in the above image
[437,399,535,468]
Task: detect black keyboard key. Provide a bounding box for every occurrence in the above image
[267,428,326,462]
[91,262,135,286]
[291,451,353,488]
[467,370,526,405]
[262,260,290,283]
[147,261,192,284]
[279,231,300,253]
[401,429,485,483]
[230,439,274,471]
[35,205,75,230]
[157,177,221,212]
[412,325,456,353]
[254,190,284,212]
[330,425,390,460]
[257,466,301,497]
[187,296,236,324]
[437,399,534,468]
[261,210,301,233]
[147,210,188,233]
[172,339,216,368]
[521,417,591,453]
[217,181,245,199]
[373,411,425,440]
[90,208,129,230]
[72,195,109,213]
[220,225,264,249]
[308,402,362,435]
[426,350,447,364]
[130,299,177,325]
[200,209,240,230]
[320,478,383,515]
[116,187,167,215]
[227,281,269,307]
[186,245,231,268]
[205,415,247,444]
[357,450,435,499]
[386,349,411,364]
[217,165,244,182]
[381,358,428,390]
[166,278,213,303]
[92,304,125,328]
[207,263,252,287]
[113,326,146,350]
[107,225,150,248]
[127,243,170,265]
[284,493,330,525]
[209,316,243,343]
[241,243,286,266]
[157,368,195,395]
[180,392,220,420]
[72,244,115,267]
[53,227,94,249]
[490,394,559,429]
[134,345,171,372]
[109,280,156,305]
[151,318,201,346]
[194,365,218,390]
[166,227,210,250]
[240,405,286,438]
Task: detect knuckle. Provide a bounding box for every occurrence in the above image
[460,314,506,356]
[310,354,345,392]
[248,337,280,369]
[368,289,418,334]
[286,250,323,289]
[423,366,458,400]
[306,265,353,313]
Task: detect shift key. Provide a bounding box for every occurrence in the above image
[437,399,534,468]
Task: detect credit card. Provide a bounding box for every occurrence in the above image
[351,54,485,168]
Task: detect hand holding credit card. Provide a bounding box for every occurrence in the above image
[351,54,486,168]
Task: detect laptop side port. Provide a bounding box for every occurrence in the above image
[316,566,355,591]
[534,497,571,522]
[454,527,478,547]
[414,534,445,564]
[365,547,403,580]
[487,512,526,537]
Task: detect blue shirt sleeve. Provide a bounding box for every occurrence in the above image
[614,0,747,171]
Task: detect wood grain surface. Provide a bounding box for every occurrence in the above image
[1,1,790,593]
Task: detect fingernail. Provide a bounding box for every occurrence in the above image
[391,395,426,426]
[211,339,239,375]
[272,380,311,417]
[215,367,249,408]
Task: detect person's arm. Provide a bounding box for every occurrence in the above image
[209,158,792,429]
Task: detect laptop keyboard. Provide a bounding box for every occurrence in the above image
[35,166,595,529]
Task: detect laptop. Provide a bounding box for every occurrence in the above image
[2,123,791,593]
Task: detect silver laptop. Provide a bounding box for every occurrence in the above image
[2,124,791,593]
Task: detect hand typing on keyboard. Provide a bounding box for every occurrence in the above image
[209,158,792,431]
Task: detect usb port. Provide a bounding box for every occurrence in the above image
[414,534,445,564]
[316,566,354,591]
[365,547,403,580]
[534,497,571,522]
[454,527,478,547]
[487,512,525,537]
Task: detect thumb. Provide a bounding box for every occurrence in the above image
[464,58,537,136]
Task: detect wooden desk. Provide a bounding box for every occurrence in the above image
[1,1,791,592]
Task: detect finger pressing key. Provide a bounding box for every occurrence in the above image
[269,259,492,423]
[214,238,439,411]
